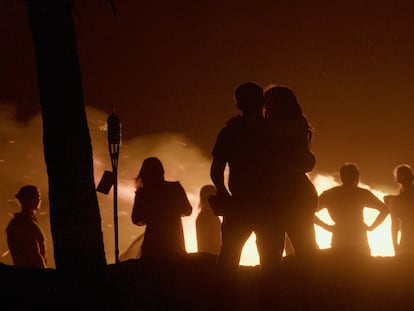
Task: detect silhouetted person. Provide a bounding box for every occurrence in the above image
[6,185,47,269]
[315,163,389,256]
[131,157,192,263]
[264,85,318,268]
[384,164,414,256]
[211,82,280,275]
[195,185,221,256]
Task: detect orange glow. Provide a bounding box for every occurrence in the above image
[313,174,394,257]
[116,173,394,266]
[185,174,393,266]
[113,171,394,266]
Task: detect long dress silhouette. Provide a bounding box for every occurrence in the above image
[131,157,192,262]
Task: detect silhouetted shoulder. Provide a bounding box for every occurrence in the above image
[271,115,310,136]
[164,181,192,216]
[354,187,383,202]
[225,115,243,128]
[164,181,187,196]
[212,117,241,158]
[164,180,181,188]
[319,186,343,198]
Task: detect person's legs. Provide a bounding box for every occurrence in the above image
[216,215,252,309]
[286,213,318,310]
[286,213,317,269]
[218,215,252,273]
[255,222,285,274]
[254,220,285,311]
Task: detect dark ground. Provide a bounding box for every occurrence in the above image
[1,251,414,310]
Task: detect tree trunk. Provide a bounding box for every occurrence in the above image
[26,0,107,271]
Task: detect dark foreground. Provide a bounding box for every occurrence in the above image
[1,252,414,310]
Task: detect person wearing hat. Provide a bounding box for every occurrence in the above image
[210,82,280,276]
[6,185,47,269]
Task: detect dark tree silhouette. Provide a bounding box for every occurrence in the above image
[25,0,106,271]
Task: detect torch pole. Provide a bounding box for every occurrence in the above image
[107,112,121,264]
[111,145,119,264]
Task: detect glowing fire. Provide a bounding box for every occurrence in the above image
[0,107,395,268]
[89,122,394,265]
[181,173,394,266]
[115,173,394,266]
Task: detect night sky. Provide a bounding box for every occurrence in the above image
[2,1,414,191]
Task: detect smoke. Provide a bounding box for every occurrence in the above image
[0,104,214,267]
[0,105,49,265]
[88,108,214,263]
[0,104,395,268]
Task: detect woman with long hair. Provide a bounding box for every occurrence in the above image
[264,85,318,270]
[131,157,192,263]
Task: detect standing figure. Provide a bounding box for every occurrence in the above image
[131,157,192,262]
[315,163,389,256]
[6,185,47,269]
[211,81,280,275]
[195,185,221,256]
[384,164,414,256]
[264,85,318,268]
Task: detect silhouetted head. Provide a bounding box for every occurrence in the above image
[15,185,40,212]
[394,164,414,185]
[264,85,303,120]
[234,82,264,115]
[340,163,360,186]
[137,157,165,186]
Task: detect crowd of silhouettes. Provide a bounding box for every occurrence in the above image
[6,82,414,298]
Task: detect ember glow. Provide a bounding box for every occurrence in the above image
[93,108,394,265]
[113,170,394,266]
[0,106,395,268]
[181,174,393,266]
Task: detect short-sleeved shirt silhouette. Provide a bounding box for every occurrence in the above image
[318,185,384,253]
[6,212,47,268]
[132,181,192,259]
[212,115,269,209]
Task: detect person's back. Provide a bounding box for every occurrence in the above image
[319,185,376,251]
[211,82,280,274]
[316,163,389,255]
[6,185,47,269]
[213,114,269,209]
[385,164,414,255]
[132,157,192,262]
[195,185,221,255]
[394,189,414,254]
[133,181,192,258]
[263,85,318,270]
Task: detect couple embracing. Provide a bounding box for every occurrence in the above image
[211,82,318,276]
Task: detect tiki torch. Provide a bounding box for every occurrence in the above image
[107,111,121,264]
